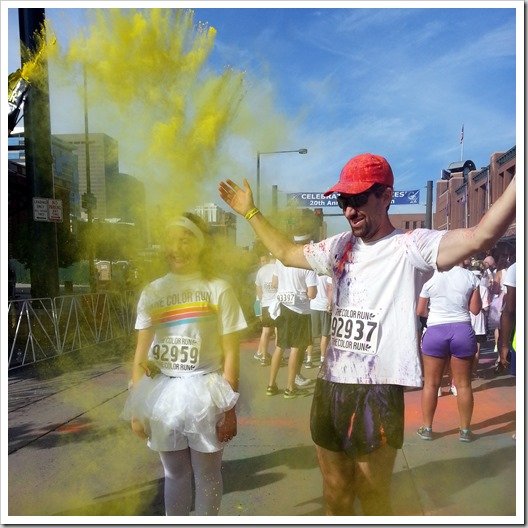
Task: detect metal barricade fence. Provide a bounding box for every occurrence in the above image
[8,290,139,370]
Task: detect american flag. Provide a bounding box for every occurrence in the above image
[460,124,464,144]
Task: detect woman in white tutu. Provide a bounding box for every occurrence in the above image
[122,213,247,515]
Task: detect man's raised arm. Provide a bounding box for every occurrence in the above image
[218,178,311,269]
[437,176,516,271]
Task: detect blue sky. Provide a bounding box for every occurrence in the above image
[4,2,521,244]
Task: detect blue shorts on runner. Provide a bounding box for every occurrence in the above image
[310,379,404,458]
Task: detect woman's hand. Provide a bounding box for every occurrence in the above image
[218,178,255,217]
[131,418,148,440]
[216,407,237,443]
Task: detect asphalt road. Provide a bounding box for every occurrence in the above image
[5,336,520,522]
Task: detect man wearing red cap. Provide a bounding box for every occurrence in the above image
[218,153,516,515]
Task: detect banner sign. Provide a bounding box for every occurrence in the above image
[287,193,338,208]
[287,190,420,207]
[391,190,420,205]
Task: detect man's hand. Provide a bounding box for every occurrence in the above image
[218,178,255,217]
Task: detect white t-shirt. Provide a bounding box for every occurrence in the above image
[469,269,487,335]
[310,275,332,312]
[503,263,516,288]
[135,272,247,377]
[419,266,479,326]
[304,228,445,387]
[255,262,277,307]
[273,260,318,314]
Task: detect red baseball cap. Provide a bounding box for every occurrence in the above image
[324,153,394,196]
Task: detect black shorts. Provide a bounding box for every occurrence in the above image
[311,309,331,338]
[260,306,276,328]
[275,305,311,350]
[475,334,487,343]
[310,379,404,458]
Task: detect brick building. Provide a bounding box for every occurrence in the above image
[389,213,426,231]
[434,146,516,244]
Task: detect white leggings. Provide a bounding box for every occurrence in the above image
[159,448,223,516]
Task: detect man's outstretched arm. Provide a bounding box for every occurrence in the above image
[218,178,310,269]
[437,176,516,270]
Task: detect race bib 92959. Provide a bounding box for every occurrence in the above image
[150,335,201,372]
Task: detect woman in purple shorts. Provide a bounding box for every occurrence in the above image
[416,264,481,442]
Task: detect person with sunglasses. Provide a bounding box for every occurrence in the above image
[218,152,516,516]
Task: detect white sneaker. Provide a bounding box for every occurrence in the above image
[437,387,442,397]
[295,374,314,387]
[450,385,458,396]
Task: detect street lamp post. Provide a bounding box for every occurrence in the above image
[256,148,308,208]
[83,65,97,292]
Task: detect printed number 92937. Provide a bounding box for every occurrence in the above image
[331,316,377,342]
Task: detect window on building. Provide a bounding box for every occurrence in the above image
[405,221,410,229]
[479,183,487,218]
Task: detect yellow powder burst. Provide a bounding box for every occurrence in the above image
[9,8,305,517]
[56,8,246,236]
[11,20,57,93]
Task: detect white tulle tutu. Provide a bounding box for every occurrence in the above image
[122,371,238,452]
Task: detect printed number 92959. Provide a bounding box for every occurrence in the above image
[152,344,198,363]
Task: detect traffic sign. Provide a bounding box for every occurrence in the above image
[32,197,63,222]
[32,198,49,221]
[48,199,63,222]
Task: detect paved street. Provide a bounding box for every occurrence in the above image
[5,336,520,521]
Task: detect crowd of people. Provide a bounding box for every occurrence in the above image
[253,242,334,398]
[414,247,516,443]
[121,152,516,517]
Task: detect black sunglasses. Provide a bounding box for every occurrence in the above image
[336,189,373,210]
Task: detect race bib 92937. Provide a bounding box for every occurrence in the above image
[331,307,380,354]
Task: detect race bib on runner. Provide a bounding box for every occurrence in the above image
[331,307,380,354]
[277,291,296,305]
[150,336,201,373]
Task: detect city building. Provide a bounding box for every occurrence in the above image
[8,132,79,263]
[54,132,119,221]
[9,130,148,285]
[434,146,516,244]
[389,213,426,231]
[193,203,237,242]
[106,171,148,245]
[55,132,148,248]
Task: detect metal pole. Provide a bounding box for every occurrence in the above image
[425,180,433,229]
[272,185,278,216]
[83,65,96,292]
[255,149,307,211]
[465,183,468,229]
[256,152,261,208]
[18,7,59,298]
